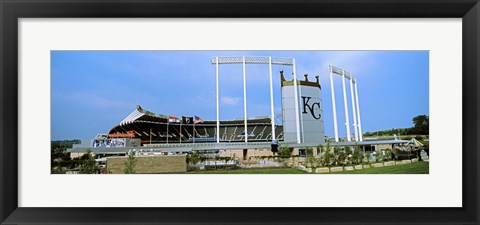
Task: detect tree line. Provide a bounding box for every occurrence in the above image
[364,115,429,137]
[51,140,99,174]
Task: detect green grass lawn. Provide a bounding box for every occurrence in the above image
[186,161,428,174]
[328,161,429,174]
[187,167,308,174]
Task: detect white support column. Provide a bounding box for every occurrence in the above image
[341,70,351,142]
[268,57,276,140]
[216,57,220,143]
[350,77,358,142]
[243,56,248,143]
[299,75,305,144]
[329,66,339,142]
[292,59,301,144]
[354,81,363,141]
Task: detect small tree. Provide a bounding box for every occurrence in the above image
[344,146,353,165]
[320,141,334,167]
[313,158,322,169]
[321,150,333,167]
[276,145,293,165]
[335,147,347,166]
[79,150,97,174]
[351,144,364,164]
[384,149,393,161]
[305,147,319,168]
[305,147,313,157]
[124,150,137,174]
[412,115,429,135]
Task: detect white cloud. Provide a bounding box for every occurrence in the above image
[221,96,241,105]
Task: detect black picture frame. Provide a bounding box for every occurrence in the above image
[1,0,479,224]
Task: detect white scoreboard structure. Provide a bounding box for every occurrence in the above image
[211,56,362,145]
[281,71,325,144]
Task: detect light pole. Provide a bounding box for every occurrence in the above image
[330,65,363,142]
[212,56,299,143]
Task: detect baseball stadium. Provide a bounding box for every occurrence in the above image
[65,56,427,174]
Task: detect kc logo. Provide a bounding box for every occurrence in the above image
[302,96,321,120]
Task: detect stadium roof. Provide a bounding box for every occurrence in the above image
[118,105,272,126]
[120,105,168,126]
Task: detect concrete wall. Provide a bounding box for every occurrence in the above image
[377,144,393,150]
[218,148,309,159]
[107,155,186,174]
[219,149,274,159]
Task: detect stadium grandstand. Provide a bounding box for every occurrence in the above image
[108,105,284,145]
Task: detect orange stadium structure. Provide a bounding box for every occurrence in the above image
[107,130,136,138]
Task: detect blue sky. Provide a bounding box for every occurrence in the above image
[51,51,429,140]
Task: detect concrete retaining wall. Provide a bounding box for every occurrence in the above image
[306,159,419,174]
[107,155,186,174]
[315,168,330,173]
[330,167,343,172]
[384,161,395,166]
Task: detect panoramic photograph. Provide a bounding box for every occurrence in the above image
[51,50,429,174]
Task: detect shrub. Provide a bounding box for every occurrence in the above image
[305,147,313,157]
[334,147,348,166]
[344,146,353,165]
[320,141,333,167]
[321,149,334,167]
[351,145,364,164]
[385,149,394,161]
[187,152,201,165]
[278,145,293,158]
[363,152,371,163]
[305,147,321,168]
[306,156,321,168]
[124,150,137,174]
[79,150,97,174]
[375,151,384,162]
